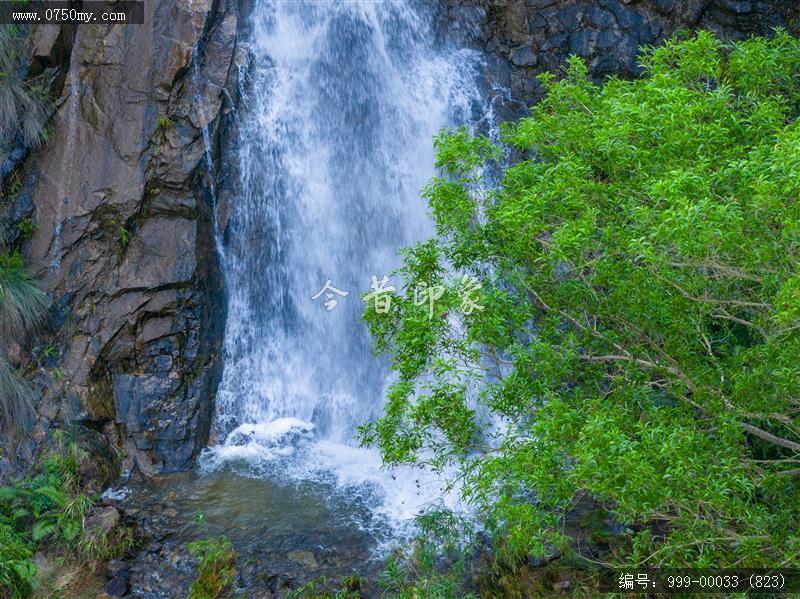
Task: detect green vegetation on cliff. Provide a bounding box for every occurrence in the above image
[362,30,800,585]
[1,24,53,433]
[0,252,49,432]
[0,25,50,150]
[0,435,133,598]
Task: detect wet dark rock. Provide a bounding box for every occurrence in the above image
[107,559,131,579]
[723,1,753,14]
[102,575,130,597]
[0,143,28,188]
[27,22,72,81]
[510,45,537,66]
[74,427,120,495]
[287,550,319,571]
[444,0,800,114]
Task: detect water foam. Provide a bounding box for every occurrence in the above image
[201,422,462,543]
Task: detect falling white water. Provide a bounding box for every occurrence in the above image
[48,48,81,273]
[202,0,489,539]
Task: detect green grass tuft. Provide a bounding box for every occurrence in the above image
[0,25,51,149]
[0,252,50,430]
[187,535,238,599]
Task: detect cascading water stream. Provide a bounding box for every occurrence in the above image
[48,47,81,273]
[202,0,489,539]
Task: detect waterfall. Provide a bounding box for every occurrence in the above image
[202,0,488,534]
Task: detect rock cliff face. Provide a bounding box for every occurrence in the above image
[5,0,246,476]
[447,0,800,113]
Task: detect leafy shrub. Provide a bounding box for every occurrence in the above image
[187,536,238,599]
[362,30,800,573]
[375,510,478,599]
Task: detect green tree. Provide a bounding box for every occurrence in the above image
[361,31,800,571]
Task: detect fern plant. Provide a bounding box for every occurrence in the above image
[0,438,132,597]
[0,518,35,598]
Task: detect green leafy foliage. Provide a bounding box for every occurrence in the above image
[0,437,131,598]
[187,536,238,599]
[156,115,173,132]
[14,218,34,240]
[118,225,130,247]
[0,520,34,598]
[362,31,800,572]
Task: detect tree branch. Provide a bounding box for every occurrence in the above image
[739,423,800,453]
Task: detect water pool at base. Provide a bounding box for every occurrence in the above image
[118,429,462,595]
[121,470,383,594]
